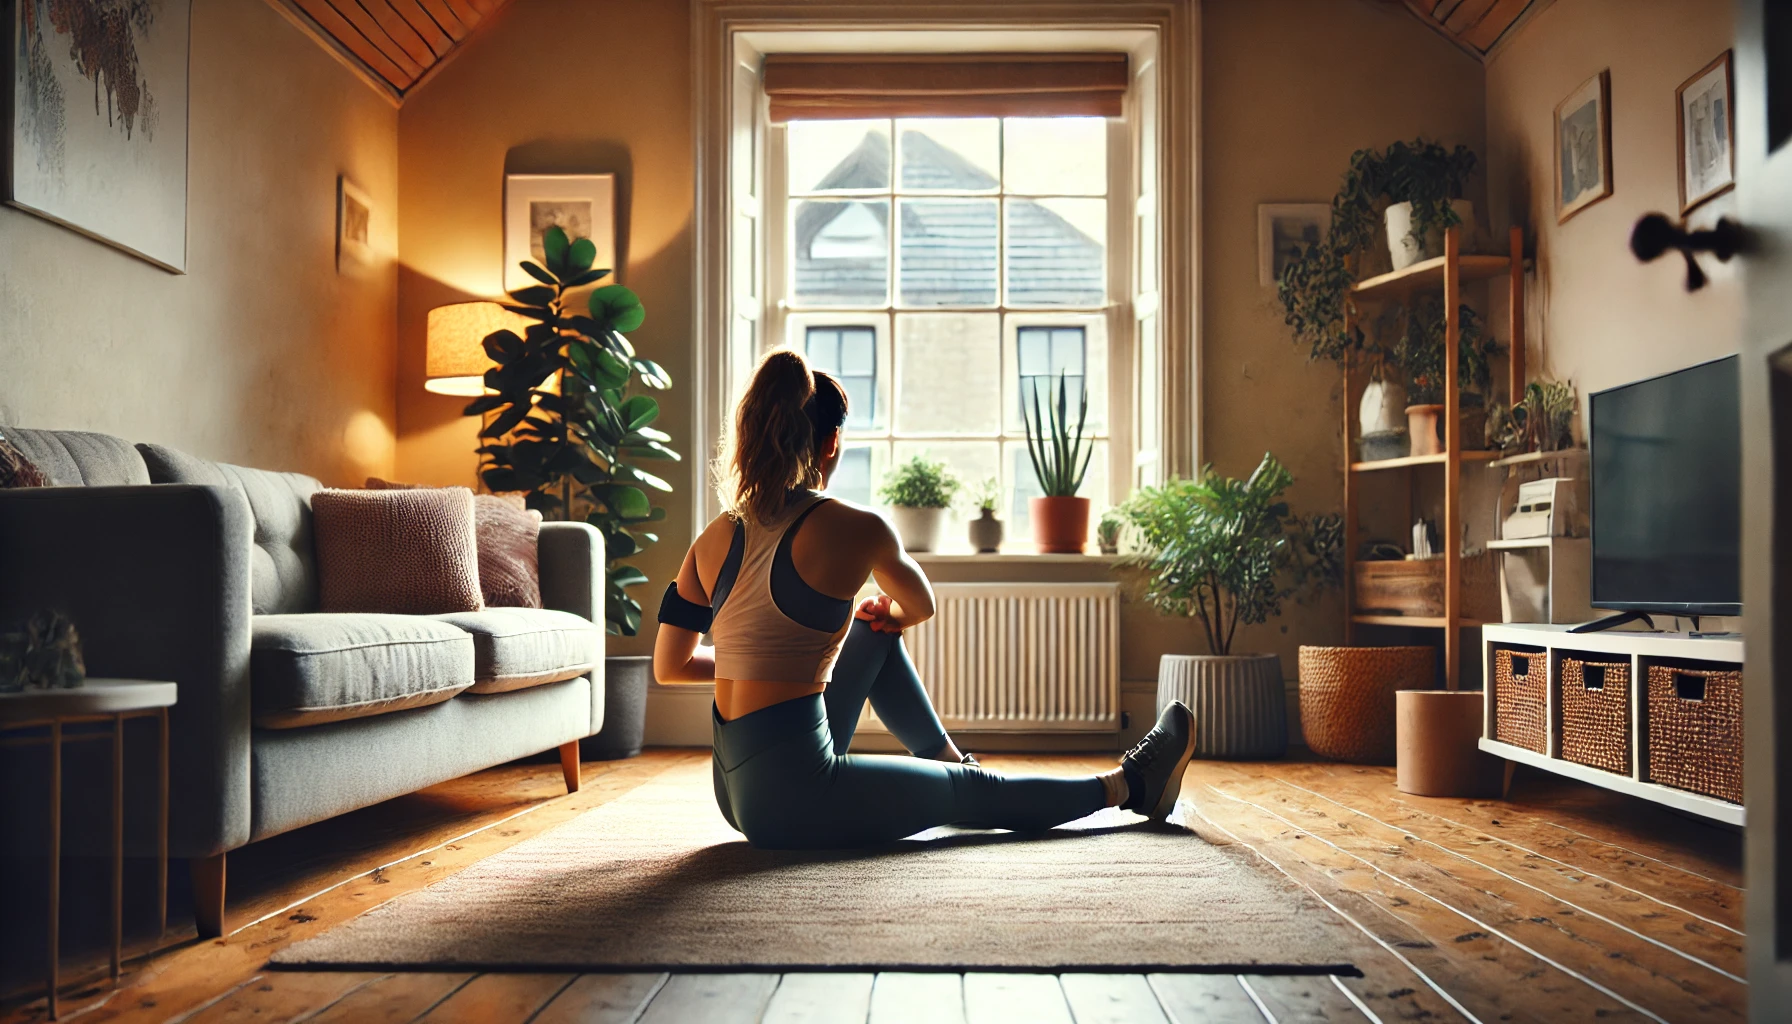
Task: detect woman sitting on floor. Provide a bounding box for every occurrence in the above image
[652,349,1196,850]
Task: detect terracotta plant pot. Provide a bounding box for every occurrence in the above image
[967,508,1004,553]
[1406,404,1444,456]
[1030,496,1090,554]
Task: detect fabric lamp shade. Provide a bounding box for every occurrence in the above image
[763,52,1129,121]
[426,302,531,397]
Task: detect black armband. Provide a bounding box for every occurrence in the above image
[658,581,713,633]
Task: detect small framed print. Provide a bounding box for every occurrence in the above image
[1555,70,1612,223]
[1257,203,1331,287]
[337,176,373,272]
[503,173,616,293]
[1678,50,1735,215]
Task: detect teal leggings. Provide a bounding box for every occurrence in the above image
[712,621,1107,849]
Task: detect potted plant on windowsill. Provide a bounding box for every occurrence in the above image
[1024,372,1094,553]
[464,225,678,760]
[967,477,1003,553]
[879,455,960,553]
[1117,453,1341,758]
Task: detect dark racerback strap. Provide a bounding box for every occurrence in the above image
[708,521,746,614]
[771,499,852,632]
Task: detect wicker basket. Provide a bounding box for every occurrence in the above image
[1298,646,1435,764]
[1647,660,1744,804]
[1558,655,1630,775]
[1492,646,1547,753]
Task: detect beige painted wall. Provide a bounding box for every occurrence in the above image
[395,0,694,659]
[0,0,399,485]
[1485,0,1738,422]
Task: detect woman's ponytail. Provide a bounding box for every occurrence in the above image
[727,350,819,524]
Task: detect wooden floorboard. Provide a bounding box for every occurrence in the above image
[0,750,1747,1024]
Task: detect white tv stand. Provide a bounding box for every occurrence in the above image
[1479,623,1745,826]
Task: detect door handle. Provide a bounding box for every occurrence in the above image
[1630,213,1744,291]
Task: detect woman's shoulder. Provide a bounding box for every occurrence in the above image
[812,496,896,540]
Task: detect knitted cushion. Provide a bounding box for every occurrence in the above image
[311,488,484,615]
[366,478,542,608]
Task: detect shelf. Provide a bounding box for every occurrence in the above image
[1351,614,1489,628]
[1478,738,1746,826]
[1487,448,1588,469]
[1486,537,1552,550]
[1351,253,1512,300]
[1349,449,1502,473]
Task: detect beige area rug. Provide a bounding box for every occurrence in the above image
[275,760,1371,973]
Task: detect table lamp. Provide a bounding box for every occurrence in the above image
[425,301,532,396]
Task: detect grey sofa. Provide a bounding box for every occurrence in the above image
[0,429,604,936]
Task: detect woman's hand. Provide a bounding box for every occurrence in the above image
[855,594,904,633]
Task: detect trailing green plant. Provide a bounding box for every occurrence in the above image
[1392,297,1501,405]
[1023,372,1093,498]
[970,476,1000,514]
[1278,138,1479,377]
[878,455,960,508]
[1118,453,1342,656]
[464,225,678,637]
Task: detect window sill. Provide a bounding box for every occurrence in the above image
[913,551,1123,584]
[913,552,1120,564]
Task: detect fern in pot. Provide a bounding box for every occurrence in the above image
[879,455,960,553]
[1117,453,1342,758]
[1024,372,1094,553]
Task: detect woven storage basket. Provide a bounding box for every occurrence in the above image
[1647,661,1744,804]
[1492,646,1547,753]
[1298,646,1434,764]
[1558,655,1630,775]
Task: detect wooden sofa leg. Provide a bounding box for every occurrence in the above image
[559,741,582,794]
[191,853,226,939]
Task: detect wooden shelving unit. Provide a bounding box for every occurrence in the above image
[1341,225,1525,690]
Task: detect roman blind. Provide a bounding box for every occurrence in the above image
[763,53,1129,122]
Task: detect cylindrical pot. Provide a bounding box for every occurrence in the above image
[1385,199,1475,271]
[1030,496,1090,554]
[1158,653,1287,759]
[890,505,947,552]
[1299,645,1435,764]
[1406,404,1444,457]
[581,655,649,760]
[1359,378,1408,437]
[967,508,1004,553]
[1396,690,1506,797]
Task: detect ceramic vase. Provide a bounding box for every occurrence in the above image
[967,508,1004,553]
[889,505,947,553]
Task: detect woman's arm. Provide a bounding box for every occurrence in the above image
[866,514,935,631]
[652,546,717,684]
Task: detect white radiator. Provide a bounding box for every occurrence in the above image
[863,582,1121,734]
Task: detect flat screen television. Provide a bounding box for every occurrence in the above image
[1589,354,1741,616]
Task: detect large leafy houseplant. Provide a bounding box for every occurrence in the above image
[466,226,677,636]
[1118,453,1342,656]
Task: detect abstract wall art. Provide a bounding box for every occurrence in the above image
[8,0,191,272]
[1554,69,1611,224]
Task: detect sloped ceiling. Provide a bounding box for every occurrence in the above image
[1396,0,1552,59]
[272,0,514,100]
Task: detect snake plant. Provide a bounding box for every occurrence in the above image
[1023,372,1093,498]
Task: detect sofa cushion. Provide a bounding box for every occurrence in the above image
[430,608,600,693]
[251,614,474,728]
[6,429,150,486]
[138,444,323,615]
[312,488,484,615]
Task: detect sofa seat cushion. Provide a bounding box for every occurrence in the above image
[252,614,475,729]
[431,609,600,693]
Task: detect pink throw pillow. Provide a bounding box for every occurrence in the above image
[366,478,543,608]
[312,488,484,614]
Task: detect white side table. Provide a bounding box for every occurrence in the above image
[0,680,176,1021]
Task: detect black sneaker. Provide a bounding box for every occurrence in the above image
[1121,701,1196,818]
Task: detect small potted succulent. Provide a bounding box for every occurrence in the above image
[1117,454,1342,758]
[967,477,1003,553]
[1023,372,1094,553]
[1096,508,1124,555]
[879,455,960,553]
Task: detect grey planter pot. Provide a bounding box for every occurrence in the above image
[1156,653,1287,759]
[581,655,650,760]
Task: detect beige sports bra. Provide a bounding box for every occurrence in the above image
[708,494,854,684]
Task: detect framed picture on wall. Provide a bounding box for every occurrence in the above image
[337,177,374,272]
[1256,204,1331,287]
[1554,70,1612,223]
[1678,50,1735,215]
[7,0,192,272]
[503,174,616,293]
